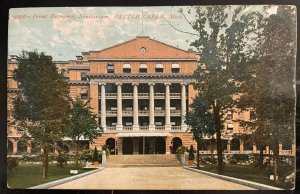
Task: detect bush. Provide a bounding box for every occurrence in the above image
[80,149,93,162]
[19,154,43,163]
[229,158,238,165]
[176,146,187,155]
[102,144,110,158]
[188,145,195,160]
[7,157,19,171]
[231,154,249,162]
[92,147,99,162]
[57,154,68,168]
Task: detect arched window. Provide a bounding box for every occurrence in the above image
[171,64,180,73]
[139,64,147,73]
[123,64,131,74]
[155,64,163,73]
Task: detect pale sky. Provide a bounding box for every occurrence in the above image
[8,6,278,61]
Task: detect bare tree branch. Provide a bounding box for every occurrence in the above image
[164,19,200,37]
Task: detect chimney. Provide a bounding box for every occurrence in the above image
[76,56,83,60]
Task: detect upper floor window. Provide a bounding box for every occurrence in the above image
[81,73,88,81]
[171,64,180,73]
[155,64,163,73]
[139,64,147,73]
[226,110,233,120]
[227,123,234,131]
[123,64,131,74]
[107,63,114,74]
[80,89,88,100]
[250,110,256,120]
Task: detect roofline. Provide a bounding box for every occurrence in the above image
[84,36,199,55]
[88,58,198,62]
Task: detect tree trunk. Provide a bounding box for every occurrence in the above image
[273,145,279,184]
[210,140,214,169]
[259,146,264,169]
[75,139,79,168]
[216,129,223,174]
[196,140,200,168]
[42,145,48,178]
[213,101,224,175]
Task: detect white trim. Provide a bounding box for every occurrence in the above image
[117,132,171,137]
[171,64,180,68]
[139,64,147,68]
[123,64,131,68]
[156,63,163,68]
[89,58,197,62]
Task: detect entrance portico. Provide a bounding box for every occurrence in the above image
[117,132,170,155]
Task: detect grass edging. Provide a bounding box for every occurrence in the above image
[29,167,104,189]
[182,166,283,190]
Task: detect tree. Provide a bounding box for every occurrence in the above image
[186,95,215,168]
[13,51,71,178]
[65,98,101,167]
[238,6,296,184]
[188,6,261,174]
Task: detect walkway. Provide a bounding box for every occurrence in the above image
[51,167,255,190]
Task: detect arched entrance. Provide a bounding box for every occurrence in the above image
[17,140,27,154]
[171,137,182,154]
[106,138,116,155]
[122,138,133,155]
[155,137,166,154]
[7,140,13,155]
[139,137,150,154]
[231,137,240,151]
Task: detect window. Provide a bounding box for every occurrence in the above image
[81,73,87,81]
[123,64,131,74]
[227,110,233,120]
[107,63,114,74]
[250,110,256,120]
[227,123,234,131]
[171,64,180,73]
[155,64,163,73]
[139,64,147,73]
[80,89,88,99]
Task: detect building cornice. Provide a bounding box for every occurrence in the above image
[68,81,90,85]
[88,58,197,62]
[87,73,196,84]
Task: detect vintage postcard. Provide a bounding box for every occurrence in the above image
[7,6,297,190]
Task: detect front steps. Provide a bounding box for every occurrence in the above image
[104,154,182,167]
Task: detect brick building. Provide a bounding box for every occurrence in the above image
[7,36,295,156]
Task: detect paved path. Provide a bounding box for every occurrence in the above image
[51,167,255,190]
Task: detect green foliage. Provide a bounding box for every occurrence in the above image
[188,145,195,160]
[56,154,69,168]
[101,144,110,158]
[92,147,99,162]
[7,157,19,171]
[79,149,93,162]
[176,146,187,154]
[188,5,262,174]
[12,51,71,178]
[65,98,101,142]
[231,154,249,162]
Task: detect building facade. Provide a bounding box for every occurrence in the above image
[7,36,295,156]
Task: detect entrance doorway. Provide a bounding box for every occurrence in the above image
[139,137,150,154]
[106,138,116,155]
[155,137,166,154]
[122,138,133,155]
[171,137,182,154]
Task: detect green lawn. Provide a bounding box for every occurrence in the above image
[196,164,293,189]
[7,163,93,189]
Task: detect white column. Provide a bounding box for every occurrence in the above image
[100,83,106,131]
[116,83,123,130]
[181,83,187,130]
[165,83,171,130]
[149,83,155,130]
[133,83,139,130]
